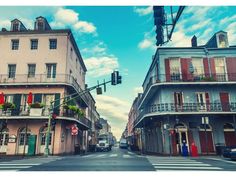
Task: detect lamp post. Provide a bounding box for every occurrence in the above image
[44,102,53,156]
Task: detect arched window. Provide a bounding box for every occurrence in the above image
[18,127,31,145]
[39,127,52,145]
[0,128,9,146]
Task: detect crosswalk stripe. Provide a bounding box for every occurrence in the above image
[0,164,40,166]
[97,154,106,157]
[109,154,118,157]
[123,154,131,158]
[152,162,203,164]
[154,166,222,170]
[0,166,32,169]
[153,163,211,166]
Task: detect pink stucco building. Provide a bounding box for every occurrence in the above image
[0,17,100,155]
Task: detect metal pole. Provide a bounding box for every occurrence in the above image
[204,117,209,155]
[44,102,53,156]
[23,119,28,157]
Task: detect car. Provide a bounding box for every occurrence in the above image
[222,146,236,158]
[119,138,128,149]
[230,148,236,160]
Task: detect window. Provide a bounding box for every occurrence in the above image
[31,39,38,50]
[12,23,19,31]
[218,34,227,48]
[191,58,204,76]
[215,58,227,81]
[28,64,36,78]
[37,21,44,30]
[6,95,14,103]
[70,47,73,59]
[46,64,56,78]
[40,127,52,145]
[8,64,16,78]
[18,127,31,146]
[49,39,57,49]
[11,39,19,50]
[170,58,181,81]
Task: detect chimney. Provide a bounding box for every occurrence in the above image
[191,35,197,47]
[1,28,7,32]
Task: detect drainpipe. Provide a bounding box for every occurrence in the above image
[204,47,212,77]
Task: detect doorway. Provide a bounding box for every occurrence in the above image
[0,128,9,153]
[174,123,189,154]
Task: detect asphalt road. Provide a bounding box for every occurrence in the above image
[0,147,236,171]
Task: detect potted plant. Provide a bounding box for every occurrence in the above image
[29,102,44,116]
[1,102,15,116]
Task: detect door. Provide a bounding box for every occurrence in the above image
[46,64,56,79]
[18,127,31,154]
[220,92,230,111]
[199,130,215,154]
[0,129,9,153]
[174,92,183,111]
[224,123,236,146]
[196,92,207,111]
[39,127,53,154]
[28,135,37,155]
[176,130,189,154]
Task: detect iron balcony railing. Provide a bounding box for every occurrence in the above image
[0,105,92,128]
[134,102,236,126]
[0,74,90,105]
[143,73,236,98]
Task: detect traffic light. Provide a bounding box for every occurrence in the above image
[96,87,102,95]
[153,6,165,46]
[111,72,116,85]
[111,71,122,85]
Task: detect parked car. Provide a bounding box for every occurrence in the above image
[230,148,236,160]
[119,138,128,149]
[222,146,236,158]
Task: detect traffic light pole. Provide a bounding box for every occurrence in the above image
[43,72,121,156]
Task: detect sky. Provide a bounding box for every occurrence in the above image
[1,6,236,139]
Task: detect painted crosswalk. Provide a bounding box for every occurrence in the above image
[0,157,63,171]
[147,157,223,171]
[82,153,137,159]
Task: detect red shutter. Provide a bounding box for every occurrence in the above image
[171,131,178,155]
[210,58,216,79]
[220,92,230,111]
[203,58,210,77]
[181,58,191,81]
[165,59,171,82]
[226,57,236,81]
[187,130,194,148]
[205,92,210,111]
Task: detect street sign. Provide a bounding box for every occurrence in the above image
[71,124,78,136]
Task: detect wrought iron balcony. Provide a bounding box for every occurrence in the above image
[134,102,236,126]
[0,74,90,106]
[0,105,92,129]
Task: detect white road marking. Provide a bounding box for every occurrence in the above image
[207,157,236,164]
[97,154,106,157]
[0,166,32,169]
[0,164,40,166]
[153,163,211,166]
[109,154,118,157]
[123,154,131,158]
[154,166,222,170]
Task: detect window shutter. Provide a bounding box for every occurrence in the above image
[226,57,236,81]
[165,59,170,82]
[34,94,42,103]
[12,94,22,116]
[203,58,210,77]
[53,93,60,115]
[210,58,216,79]
[205,92,210,111]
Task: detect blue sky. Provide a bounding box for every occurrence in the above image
[1,6,236,138]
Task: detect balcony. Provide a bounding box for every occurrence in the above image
[134,102,236,127]
[0,74,90,106]
[0,105,92,129]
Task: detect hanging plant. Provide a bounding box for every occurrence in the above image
[30,102,44,108]
[1,102,15,111]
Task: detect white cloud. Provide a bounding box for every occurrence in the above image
[190,19,211,32]
[220,14,236,26]
[0,20,11,29]
[138,39,154,49]
[167,29,191,47]
[50,7,96,34]
[84,56,119,77]
[74,21,96,33]
[134,6,153,16]
[54,8,79,24]
[94,95,130,138]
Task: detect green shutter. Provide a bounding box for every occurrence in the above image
[13,94,21,115]
[34,94,42,103]
[27,135,37,156]
[53,93,60,115]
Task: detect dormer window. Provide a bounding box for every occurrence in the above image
[219,34,227,48]
[38,21,44,30]
[12,23,19,31]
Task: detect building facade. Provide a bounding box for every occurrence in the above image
[0,17,98,155]
[133,31,236,155]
